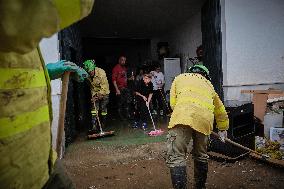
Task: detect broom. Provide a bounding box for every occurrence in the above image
[146,102,164,136]
[87,100,114,139]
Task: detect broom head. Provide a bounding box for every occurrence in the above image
[148,129,164,136]
[88,130,115,139]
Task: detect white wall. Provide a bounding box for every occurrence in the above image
[222,0,284,106]
[151,11,202,72]
[39,34,62,149]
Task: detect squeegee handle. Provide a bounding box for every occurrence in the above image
[146,103,156,130]
[211,132,262,156]
[93,100,103,133]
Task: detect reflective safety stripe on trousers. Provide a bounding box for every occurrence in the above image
[0,67,49,138]
[101,112,107,116]
[91,110,98,115]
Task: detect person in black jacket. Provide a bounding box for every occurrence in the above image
[133,73,153,130]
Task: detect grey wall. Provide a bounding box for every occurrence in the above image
[151,11,202,72]
[222,0,284,106]
[39,34,61,150]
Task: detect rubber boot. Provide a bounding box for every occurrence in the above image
[141,123,148,131]
[170,166,187,189]
[152,109,157,115]
[132,121,139,128]
[194,160,208,189]
[101,115,107,128]
[160,110,164,116]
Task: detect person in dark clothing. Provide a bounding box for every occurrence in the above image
[127,68,136,119]
[133,73,153,130]
[135,68,144,82]
[112,55,135,120]
[150,65,165,116]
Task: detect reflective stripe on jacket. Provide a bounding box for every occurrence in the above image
[88,67,110,97]
[169,73,229,135]
[0,0,94,188]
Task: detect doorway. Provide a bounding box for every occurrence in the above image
[82,37,151,116]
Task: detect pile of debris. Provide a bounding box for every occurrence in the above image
[256,137,284,160]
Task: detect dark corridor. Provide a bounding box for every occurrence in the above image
[82,38,152,115]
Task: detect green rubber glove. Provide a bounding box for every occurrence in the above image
[72,67,89,82]
[46,60,89,82]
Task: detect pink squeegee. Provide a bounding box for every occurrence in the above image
[148,129,164,136]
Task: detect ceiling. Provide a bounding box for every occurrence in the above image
[79,0,205,39]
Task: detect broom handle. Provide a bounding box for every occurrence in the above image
[93,100,103,133]
[146,103,156,130]
[56,72,70,158]
[211,132,262,156]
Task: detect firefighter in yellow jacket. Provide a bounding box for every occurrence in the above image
[166,65,229,189]
[83,60,110,133]
[0,1,94,189]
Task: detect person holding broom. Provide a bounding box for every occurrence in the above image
[83,60,110,134]
[166,65,229,189]
[133,73,153,130]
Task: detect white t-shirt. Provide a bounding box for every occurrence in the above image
[151,71,165,90]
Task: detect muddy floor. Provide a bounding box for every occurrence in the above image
[63,118,284,189]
